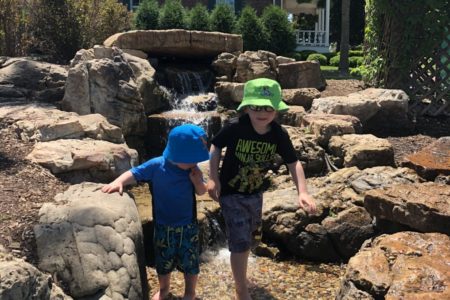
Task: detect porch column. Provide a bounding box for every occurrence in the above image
[325,0,330,46]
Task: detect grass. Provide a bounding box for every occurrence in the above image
[320,65,362,80]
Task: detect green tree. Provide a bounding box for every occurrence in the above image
[134,0,159,29]
[261,5,296,55]
[235,6,267,51]
[188,3,210,31]
[0,0,29,56]
[210,3,235,33]
[159,0,187,29]
[27,0,82,62]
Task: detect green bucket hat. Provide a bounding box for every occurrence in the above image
[237,78,289,112]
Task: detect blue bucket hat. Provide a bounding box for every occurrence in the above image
[163,124,209,163]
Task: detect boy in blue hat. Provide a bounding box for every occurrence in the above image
[102,124,209,300]
[207,78,317,300]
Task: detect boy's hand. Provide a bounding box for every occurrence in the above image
[298,193,317,214]
[101,182,124,195]
[189,166,203,184]
[207,179,221,202]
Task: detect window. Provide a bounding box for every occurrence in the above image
[216,0,235,11]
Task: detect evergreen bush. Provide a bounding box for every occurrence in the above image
[134,0,159,29]
[329,55,340,66]
[261,5,296,55]
[188,3,210,31]
[349,56,364,67]
[159,0,187,29]
[210,3,235,33]
[235,6,267,51]
[307,53,327,65]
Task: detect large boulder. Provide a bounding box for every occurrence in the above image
[34,183,148,300]
[0,57,67,103]
[0,103,123,143]
[311,88,411,133]
[402,137,450,180]
[328,134,395,169]
[0,246,72,300]
[233,51,277,83]
[337,232,450,299]
[364,182,450,234]
[277,61,326,90]
[104,30,243,58]
[26,139,138,183]
[282,88,321,110]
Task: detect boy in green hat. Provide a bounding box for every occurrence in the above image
[102,124,209,300]
[207,78,316,300]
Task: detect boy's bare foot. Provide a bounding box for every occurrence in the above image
[235,289,252,300]
[152,290,170,300]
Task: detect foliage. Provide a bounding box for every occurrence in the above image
[260,5,296,55]
[364,0,449,87]
[349,56,363,67]
[0,0,29,56]
[286,52,303,61]
[134,0,159,29]
[298,50,317,60]
[307,53,327,65]
[329,55,340,66]
[235,6,267,51]
[210,3,235,33]
[188,3,210,31]
[159,0,187,29]
[295,13,318,30]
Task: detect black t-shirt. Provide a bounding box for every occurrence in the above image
[211,114,298,196]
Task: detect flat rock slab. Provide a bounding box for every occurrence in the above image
[337,232,450,299]
[364,182,450,234]
[402,137,450,180]
[34,183,147,299]
[0,103,124,143]
[329,134,395,169]
[301,113,362,147]
[27,139,138,183]
[104,29,243,58]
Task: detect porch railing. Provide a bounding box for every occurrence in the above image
[295,30,327,47]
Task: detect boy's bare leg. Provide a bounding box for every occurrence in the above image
[152,274,171,300]
[230,250,252,300]
[183,273,198,300]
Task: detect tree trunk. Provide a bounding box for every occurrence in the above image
[339,0,350,75]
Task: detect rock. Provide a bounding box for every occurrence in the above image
[26,139,138,183]
[214,81,245,108]
[282,88,321,110]
[337,232,450,299]
[34,183,148,299]
[0,57,67,103]
[104,30,243,58]
[301,113,362,147]
[277,106,306,127]
[311,88,411,133]
[233,50,277,83]
[276,56,296,65]
[211,52,238,81]
[364,182,450,234]
[328,134,395,169]
[0,247,72,300]
[402,137,450,181]
[284,126,326,176]
[0,103,124,143]
[278,61,326,90]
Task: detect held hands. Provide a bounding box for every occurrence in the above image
[298,193,317,214]
[207,179,221,202]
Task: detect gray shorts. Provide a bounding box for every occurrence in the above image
[219,193,263,253]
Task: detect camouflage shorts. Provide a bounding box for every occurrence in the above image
[219,193,263,253]
[154,222,199,275]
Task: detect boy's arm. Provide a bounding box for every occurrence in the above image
[287,161,317,214]
[101,170,137,195]
[189,167,207,195]
[207,144,222,201]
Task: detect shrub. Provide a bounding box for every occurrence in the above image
[159,0,187,29]
[188,3,210,31]
[307,53,327,65]
[261,5,296,55]
[349,56,364,67]
[134,0,159,29]
[298,50,317,60]
[285,52,303,61]
[210,3,235,33]
[349,49,363,56]
[0,0,29,57]
[235,6,267,51]
[329,55,340,66]
[350,67,362,77]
